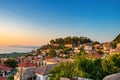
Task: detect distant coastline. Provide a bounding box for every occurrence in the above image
[3,45,40,48]
[0,52,27,58]
[0,46,40,54]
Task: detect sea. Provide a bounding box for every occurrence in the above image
[0,46,40,54]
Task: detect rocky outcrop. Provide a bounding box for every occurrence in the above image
[103,73,120,80]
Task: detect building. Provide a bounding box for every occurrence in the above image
[0,64,13,77]
[44,58,59,65]
[102,42,110,54]
[94,44,101,50]
[74,47,80,53]
[64,44,73,48]
[36,64,55,80]
[14,62,37,80]
[117,43,120,49]
[60,77,70,80]
[84,44,92,51]
[0,76,7,80]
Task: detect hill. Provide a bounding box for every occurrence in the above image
[113,34,120,43]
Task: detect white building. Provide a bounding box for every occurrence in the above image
[36,64,55,80]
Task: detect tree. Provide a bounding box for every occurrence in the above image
[102,53,120,75]
[97,50,104,55]
[49,62,74,80]
[50,39,55,44]
[24,53,32,58]
[4,59,18,68]
[110,42,117,49]
[49,49,57,57]
[113,33,120,43]
[91,58,103,80]
[8,75,14,80]
[36,49,42,56]
[64,36,72,44]
[93,41,100,45]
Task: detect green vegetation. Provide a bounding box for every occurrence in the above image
[49,53,120,80]
[102,54,120,75]
[24,53,33,58]
[4,59,18,68]
[110,42,117,49]
[113,33,120,43]
[48,49,57,57]
[110,33,120,49]
[50,36,92,45]
[8,75,14,80]
[0,52,26,58]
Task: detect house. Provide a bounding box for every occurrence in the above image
[31,59,44,67]
[0,76,7,80]
[59,58,74,63]
[74,47,80,53]
[78,77,93,80]
[60,77,70,80]
[0,64,13,77]
[94,44,101,50]
[84,44,92,51]
[117,43,120,49]
[87,53,102,59]
[103,43,110,50]
[52,44,60,47]
[14,62,37,80]
[36,64,55,80]
[64,44,73,48]
[44,58,59,65]
[102,42,110,54]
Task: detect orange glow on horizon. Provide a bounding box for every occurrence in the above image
[0,35,49,46]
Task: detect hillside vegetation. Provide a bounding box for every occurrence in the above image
[113,33,120,43]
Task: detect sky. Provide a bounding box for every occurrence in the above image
[0,0,120,46]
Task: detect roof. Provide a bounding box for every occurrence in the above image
[18,62,36,67]
[36,64,55,75]
[0,76,7,80]
[59,58,73,63]
[15,67,37,80]
[60,77,70,80]
[87,53,102,58]
[0,65,13,71]
[45,58,59,63]
[78,77,93,80]
[103,73,120,80]
[93,53,102,58]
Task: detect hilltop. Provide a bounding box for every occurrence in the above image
[113,33,120,43]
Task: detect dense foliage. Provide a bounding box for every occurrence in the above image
[4,59,18,68]
[49,53,120,80]
[113,33,120,43]
[111,33,120,48]
[50,36,92,45]
[8,75,14,80]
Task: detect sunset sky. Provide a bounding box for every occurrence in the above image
[0,0,120,46]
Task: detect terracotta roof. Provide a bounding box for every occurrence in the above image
[45,56,51,59]
[59,58,73,63]
[45,58,59,63]
[0,65,13,71]
[18,62,36,67]
[0,76,7,80]
[36,64,55,75]
[87,53,102,58]
[93,53,102,58]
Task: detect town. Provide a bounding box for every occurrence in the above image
[0,34,120,80]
